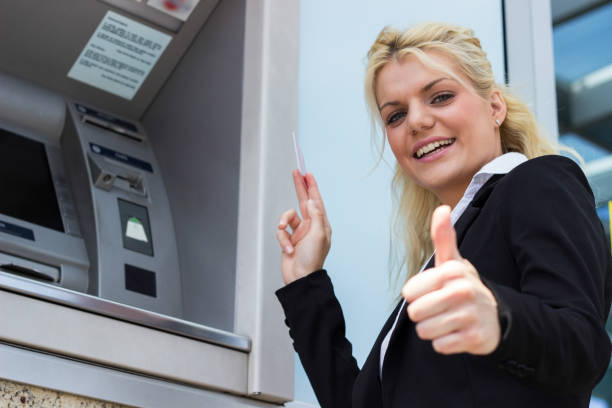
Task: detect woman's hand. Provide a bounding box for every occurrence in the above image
[276,170,332,285]
[401,205,501,355]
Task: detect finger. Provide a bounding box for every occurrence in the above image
[304,173,328,216]
[407,285,455,322]
[431,205,461,266]
[407,277,477,322]
[306,199,325,232]
[287,215,300,231]
[305,173,331,232]
[279,209,301,231]
[402,260,464,303]
[290,218,311,245]
[434,324,498,356]
[299,199,309,222]
[431,331,467,355]
[415,309,472,341]
[293,170,309,205]
[276,228,294,254]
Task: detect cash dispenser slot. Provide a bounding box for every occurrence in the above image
[0,252,60,282]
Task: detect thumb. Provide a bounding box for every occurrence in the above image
[431,205,461,266]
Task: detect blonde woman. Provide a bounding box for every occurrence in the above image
[276,23,611,407]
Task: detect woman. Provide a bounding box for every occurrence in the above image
[275,22,611,407]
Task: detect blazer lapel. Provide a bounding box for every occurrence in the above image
[454,173,505,246]
[352,299,404,407]
[425,174,506,269]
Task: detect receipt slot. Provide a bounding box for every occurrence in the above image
[62,102,182,316]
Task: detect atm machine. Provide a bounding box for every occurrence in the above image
[0,0,298,405]
[0,73,181,317]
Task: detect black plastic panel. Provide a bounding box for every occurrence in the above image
[125,263,156,297]
[0,127,64,233]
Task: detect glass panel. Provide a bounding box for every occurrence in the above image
[553,2,612,82]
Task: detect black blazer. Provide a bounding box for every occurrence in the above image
[276,155,612,408]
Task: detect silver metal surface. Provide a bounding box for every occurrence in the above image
[0,271,250,352]
[0,252,60,282]
[0,343,274,408]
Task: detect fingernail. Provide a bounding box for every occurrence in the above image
[285,245,293,254]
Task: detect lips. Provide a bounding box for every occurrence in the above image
[413,138,456,159]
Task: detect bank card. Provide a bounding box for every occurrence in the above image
[292,131,306,176]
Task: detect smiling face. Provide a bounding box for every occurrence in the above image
[376,51,505,207]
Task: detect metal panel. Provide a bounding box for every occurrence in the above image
[0,289,248,394]
[234,0,299,402]
[0,343,275,408]
[0,272,250,351]
[142,0,246,333]
[504,0,560,141]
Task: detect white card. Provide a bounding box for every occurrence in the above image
[292,131,306,176]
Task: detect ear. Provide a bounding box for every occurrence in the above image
[489,88,506,126]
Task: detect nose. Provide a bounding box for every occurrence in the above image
[406,103,434,135]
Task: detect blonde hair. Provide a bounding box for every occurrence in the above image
[364,22,559,292]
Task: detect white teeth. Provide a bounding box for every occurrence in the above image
[415,139,454,158]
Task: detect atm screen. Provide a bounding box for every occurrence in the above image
[0,127,64,232]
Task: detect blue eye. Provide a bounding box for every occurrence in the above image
[387,111,406,125]
[432,93,453,104]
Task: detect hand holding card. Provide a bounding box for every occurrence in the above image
[276,134,331,285]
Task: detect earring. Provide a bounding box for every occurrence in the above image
[495,119,501,127]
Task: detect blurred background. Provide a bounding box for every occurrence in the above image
[552,0,612,406]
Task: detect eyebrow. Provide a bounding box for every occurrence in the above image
[378,77,449,111]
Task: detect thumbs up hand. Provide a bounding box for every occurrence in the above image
[401,205,501,355]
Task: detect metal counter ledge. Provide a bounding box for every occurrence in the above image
[0,271,250,352]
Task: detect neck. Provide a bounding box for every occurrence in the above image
[435,179,471,209]
[437,152,504,208]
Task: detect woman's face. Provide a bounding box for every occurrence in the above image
[376,52,505,206]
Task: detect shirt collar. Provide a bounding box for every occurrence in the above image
[450,152,527,225]
[477,152,527,177]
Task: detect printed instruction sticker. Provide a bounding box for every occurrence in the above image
[67,11,172,100]
[126,216,149,242]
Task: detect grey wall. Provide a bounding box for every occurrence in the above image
[142,0,245,331]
